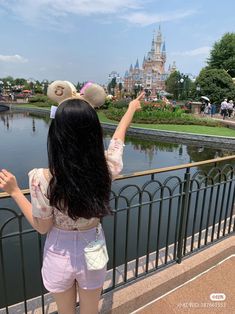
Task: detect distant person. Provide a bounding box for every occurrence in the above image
[211,103,216,117]
[200,102,205,114]
[220,98,228,120]
[204,102,211,115]
[228,100,234,118]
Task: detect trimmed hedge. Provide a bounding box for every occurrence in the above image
[104,107,223,127]
[28,94,57,107]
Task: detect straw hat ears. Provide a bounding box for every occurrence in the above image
[47,80,106,108]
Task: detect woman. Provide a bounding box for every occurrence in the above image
[0,92,144,314]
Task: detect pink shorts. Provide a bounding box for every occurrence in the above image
[41,226,107,293]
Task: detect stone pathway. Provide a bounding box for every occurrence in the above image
[134,255,235,314]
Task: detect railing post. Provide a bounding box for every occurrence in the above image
[177,167,191,264]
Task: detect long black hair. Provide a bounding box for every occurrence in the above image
[47,98,112,219]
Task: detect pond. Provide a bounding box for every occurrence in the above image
[0,110,233,185]
[0,110,235,307]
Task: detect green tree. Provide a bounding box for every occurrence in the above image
[207,33,235,77]
[76,81,86,92]
[195,68,235,103]
[14,78,27,85]
[165,71,181,99]
[1,76,14,85]
[107,77,117,95]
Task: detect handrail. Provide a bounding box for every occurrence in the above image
[117,155,235,180]
[1,155,235,199]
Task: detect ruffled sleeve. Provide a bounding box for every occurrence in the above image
[105,138,124,179]
[28,169,54,219]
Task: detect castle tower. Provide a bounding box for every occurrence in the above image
[142,56,146,67]
[151,35,155,52]
[155,25,162,54]
[123,25,169,97]
[135,58,139,69]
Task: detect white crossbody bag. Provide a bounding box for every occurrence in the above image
[78,223,109,271]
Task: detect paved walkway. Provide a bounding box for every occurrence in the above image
[212,116,235,128]
[133,255,235,314]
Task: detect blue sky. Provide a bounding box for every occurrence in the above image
[0,0,234,84]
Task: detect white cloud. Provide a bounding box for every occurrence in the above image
[0,54,28,63]
[0,0,143,22]
[0,1,196,29]
[171,46,211,57]
[121,10,196,26]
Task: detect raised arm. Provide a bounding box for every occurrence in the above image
[112,92,145,142]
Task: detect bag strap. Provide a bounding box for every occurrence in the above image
[76,223,101,244]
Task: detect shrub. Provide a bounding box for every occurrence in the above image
[101,98,113,109]
[111,99,129,109]
[28,94,57,107]
[104,107,223,127]
[29,95,48,103]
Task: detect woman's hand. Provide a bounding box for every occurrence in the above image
[0,169,20,196]
[128,91,145,112]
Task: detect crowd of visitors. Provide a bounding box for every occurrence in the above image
[220,98,234,120]
[200,98,234,120]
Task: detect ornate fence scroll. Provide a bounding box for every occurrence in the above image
[1,156,235,313]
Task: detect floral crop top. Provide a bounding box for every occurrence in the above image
[28,138,124,230]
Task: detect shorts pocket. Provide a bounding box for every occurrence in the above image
[42,249,70,284]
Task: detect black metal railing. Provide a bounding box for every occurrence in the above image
[1,156,235,313]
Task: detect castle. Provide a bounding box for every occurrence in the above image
[123,26,176,97]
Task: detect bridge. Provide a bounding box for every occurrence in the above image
[0,156,235,313]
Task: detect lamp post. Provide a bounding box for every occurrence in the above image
[196,85,201,100]
[42,79,49,95]
[179,76,185,100]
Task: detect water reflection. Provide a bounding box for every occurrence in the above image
[0,110,235,183]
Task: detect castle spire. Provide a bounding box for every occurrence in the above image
[156,25,162,54]
[135,58,139,69]
[142,56,146,67]
[151,37,155,52]
[130,64,133,72]
[156,25,162,42]
[162,41,166,53]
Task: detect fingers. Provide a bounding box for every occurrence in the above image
[0,174,6,190]
[136,91,145,100]
[2,169,9,175]
[0,172,6,181]
[0,169,9,180]
[0,169,18,194]
[0,169,14,182]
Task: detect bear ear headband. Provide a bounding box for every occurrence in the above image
[47,80,107,118]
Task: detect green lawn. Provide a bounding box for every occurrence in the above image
[12,105,235,137]
[131,123,235,137]
[97,112,235,137]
